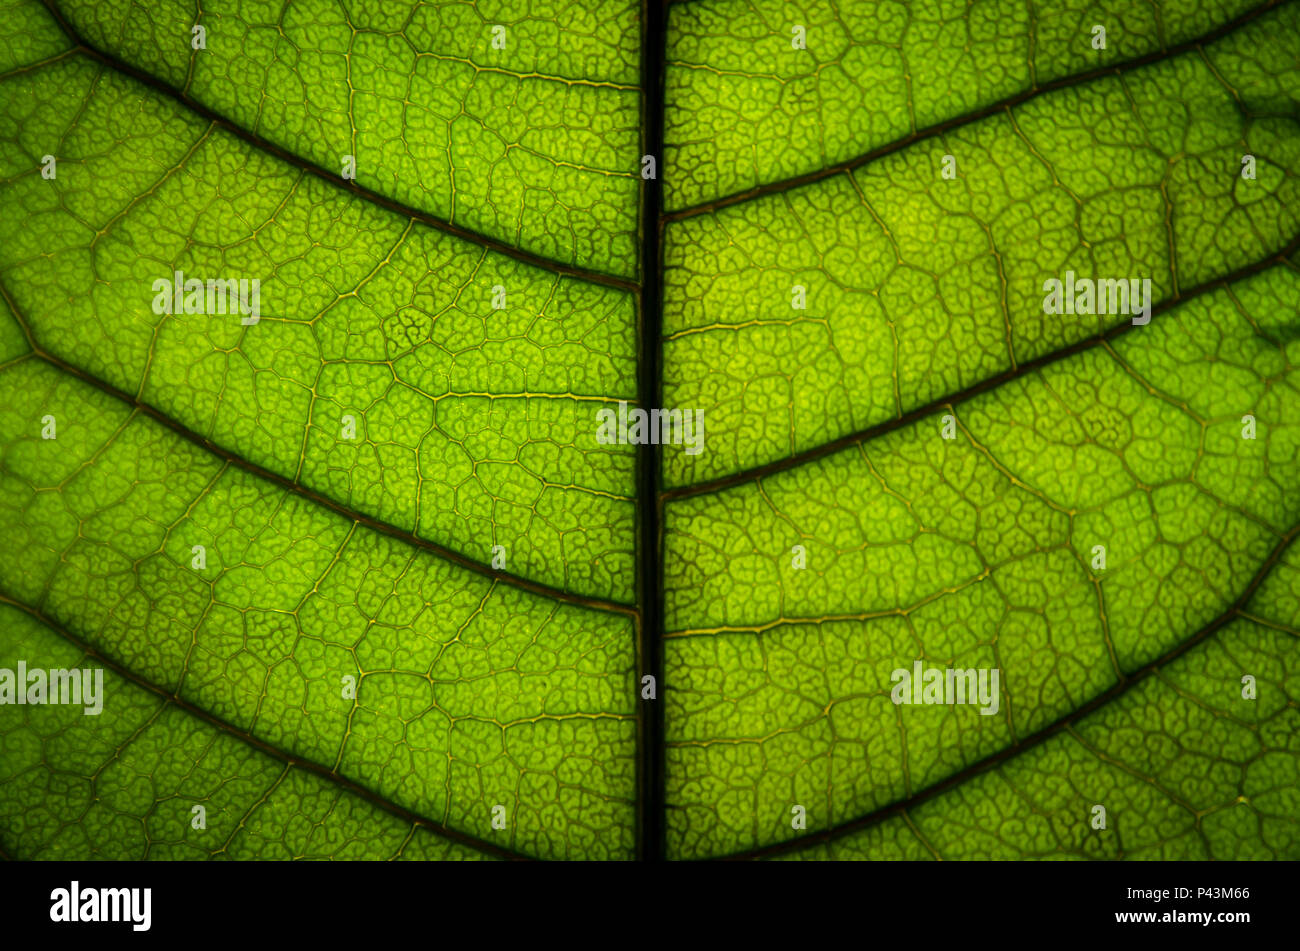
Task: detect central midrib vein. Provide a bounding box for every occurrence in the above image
[636,0,669,863]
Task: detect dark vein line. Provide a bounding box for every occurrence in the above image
[663,0,1290,222]
[716,523,1300,861]
[0,284,636,619]
[637,0,668,863]
[665,232,1300,501]
[0,46,79,81]
[32,0,639,294]
[0,591,531,862]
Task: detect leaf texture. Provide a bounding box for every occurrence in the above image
[0,0,1298,861]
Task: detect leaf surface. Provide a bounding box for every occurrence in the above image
[0,0,1298,861]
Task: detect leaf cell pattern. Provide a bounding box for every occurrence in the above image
[0,0,1297,861]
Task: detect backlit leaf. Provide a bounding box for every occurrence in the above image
[0,0,1297,861]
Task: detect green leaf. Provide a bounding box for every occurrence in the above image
[1,0,1298,861]
[46,0,643,276]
